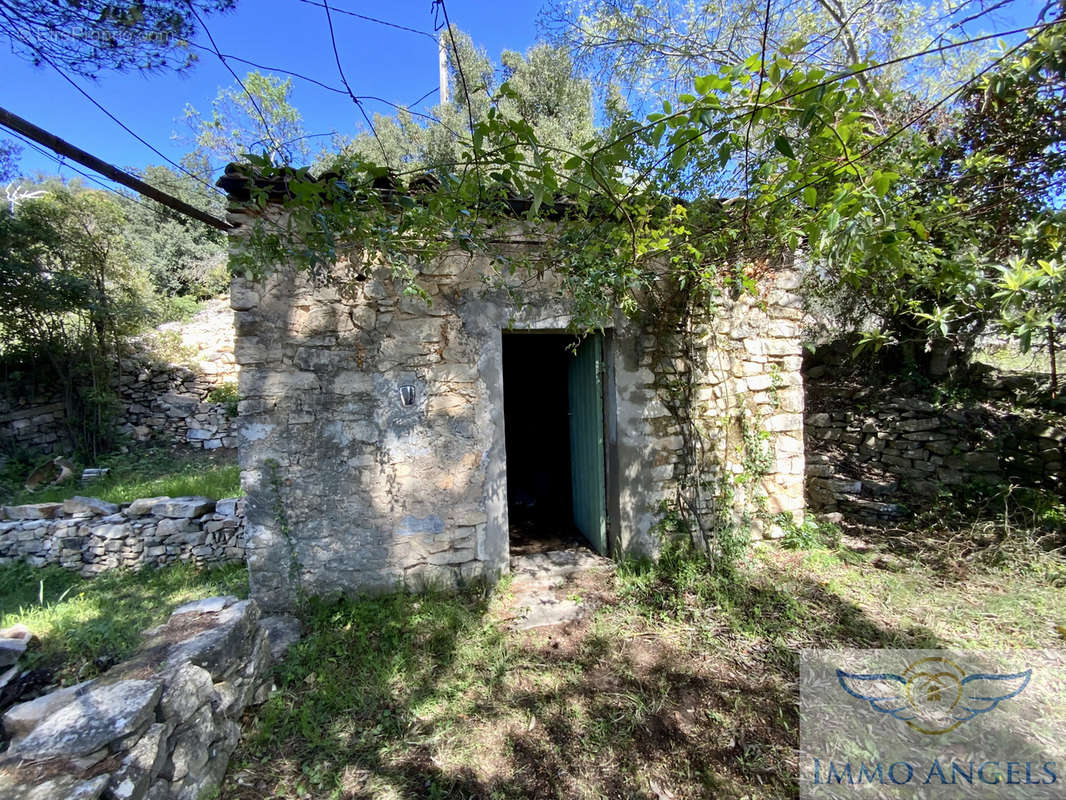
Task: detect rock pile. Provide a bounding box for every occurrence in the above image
[0,496,245,576]
[0,596,298,800]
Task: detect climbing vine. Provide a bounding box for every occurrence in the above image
[264,458,304,604]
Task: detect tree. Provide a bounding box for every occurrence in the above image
[0,0,236,78]
[235,13,1066,371]
[0,185,153,457]
[542,0,1014,110]
[995,250,1066,395]
[0,139,20,182]
[335,32,595,175]
[818,21,1066,375]
[122,166,228,298]
[181,70,310,180]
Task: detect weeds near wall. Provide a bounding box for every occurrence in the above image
[642,267,781,569]
[207,382,240,418]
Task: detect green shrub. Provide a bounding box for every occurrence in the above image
[781,516,842,551]
[207,382,239,417]
[153,294,203,324]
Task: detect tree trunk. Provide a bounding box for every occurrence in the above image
[1049,324,1058,399]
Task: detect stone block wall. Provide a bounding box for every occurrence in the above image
[0,385,67,455]
[700,266,807,535]
[615,264,806,542]
[116,355,237,450]
[0,595,293,800]
[805,380,1066,520]
[0,495,245,576]
[232,245,806,609]
[0,299,239,458]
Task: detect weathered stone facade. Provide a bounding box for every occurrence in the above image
[233,242,806,609]
[0,496,244,576]
[0,595,296,800]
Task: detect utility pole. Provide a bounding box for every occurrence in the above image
[0,105,233,231]
[438,30,450,105]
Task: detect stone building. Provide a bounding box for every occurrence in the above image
[224,194,807,610]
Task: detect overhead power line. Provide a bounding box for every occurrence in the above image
[5,127,165,218]
[295,0,437,40]
[0,106,233,231]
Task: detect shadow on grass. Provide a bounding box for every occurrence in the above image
[0,444,240,506]
[228,552,947,800]
[0,560,249,684]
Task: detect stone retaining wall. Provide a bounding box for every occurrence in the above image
[116,354,237,450]
[0,595,297,800]
[0,299,239,457]
[805,380,1066,520]
[0,495,245,576]
[0,384,67,456]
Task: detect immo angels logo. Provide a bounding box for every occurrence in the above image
[837,656,1032,735]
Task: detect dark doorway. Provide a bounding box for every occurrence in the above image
[502,332,608,555]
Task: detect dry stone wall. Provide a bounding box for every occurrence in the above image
[699,268,807,535]
[0,300,239,457]
[232,245,806,609]
[0,495,244,576]
[116,355,237,450]
[805,380,1066,520]
[0,595,297,800]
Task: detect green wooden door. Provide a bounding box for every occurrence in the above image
[568,334,608,554]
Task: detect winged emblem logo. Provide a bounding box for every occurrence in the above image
[837,656,1032,735]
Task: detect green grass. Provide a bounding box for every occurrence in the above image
[0,560,249,684]
[975,342,1054,374]
[1,446,240,506]
[225,528,1066,800]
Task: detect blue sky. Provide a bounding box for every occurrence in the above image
[1,0,542,184]
[0,0,1051,190]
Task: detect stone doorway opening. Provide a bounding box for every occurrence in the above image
[501,332,609,557]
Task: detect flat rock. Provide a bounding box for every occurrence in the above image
[259,615,301,661]
[61,496,119,516]
[161,393,199,415]
[2,680,95,742]
[2,503,62,520]
[0,638,28,668]
[214,498,239,517]
[125,496,169,517]
[0,772,109,800]
[0,666,17,692]
[0,623,34,643]
[506,548,612,631]
[107,721,169,800]
[159,662,215,721]
[171,595,237,618]
[13,679,162,759]
[164,599,260,680]
[513,598,589,630]
[151,497,216,519]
